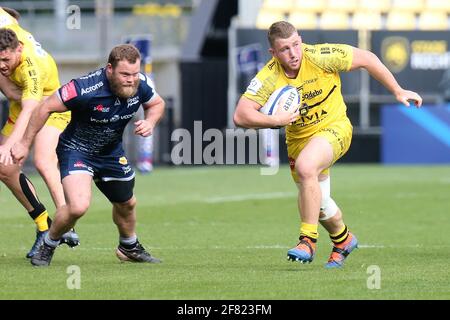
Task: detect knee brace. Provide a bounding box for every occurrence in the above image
[295,176,338,221]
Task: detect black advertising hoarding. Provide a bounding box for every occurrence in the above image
[371,31,450,97]
[235,29,360,96]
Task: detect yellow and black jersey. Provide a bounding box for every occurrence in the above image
[243,43,353,139]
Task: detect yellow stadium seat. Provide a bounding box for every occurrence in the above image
[256,10,286,29]
[386,11,417,30]
[418,11,449,30]
[327,0,358,13]
[320,11,350,29]
[392,0,425,13]
[288,11,318,29]
[352,11,383,30]
[425,0,450,13]
[358,0,391,13]
[262,0,294,13]
[293,0,326,13]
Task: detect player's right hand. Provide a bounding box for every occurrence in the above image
[11,142,29,166]
[272,109,300,128]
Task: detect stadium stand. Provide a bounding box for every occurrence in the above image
[351,11,383,30]
[288,11,318,29]
[385,11,417,30]
[320,11,350,30]
[418,11,449,30]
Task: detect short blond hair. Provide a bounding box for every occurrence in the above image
[108,44,141,68]
[268,21,297,48]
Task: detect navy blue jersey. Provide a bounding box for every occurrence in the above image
[57,68,156,156]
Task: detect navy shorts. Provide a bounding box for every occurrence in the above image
[58,149,135,182]
[57,149,135,202]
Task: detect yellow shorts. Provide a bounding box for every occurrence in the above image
[286,118,353,183]
[1,100,71,136]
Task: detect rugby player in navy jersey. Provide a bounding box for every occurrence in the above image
[12,44,165,266]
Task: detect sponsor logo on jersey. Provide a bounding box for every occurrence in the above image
[120,111,136,120]
[114,98,121,106]
[110,115,120,122]
[81,81,103,95]
[267,60,276,70]
[127,96,139,108]
[320,47,331,54]
[90,117,109,123]
[61,81,78,102]
[246,77,263,95]
[303,78,318,85]
[302,89,323,100]
[119,157,128,165]
[332,47,347,57]
[93,104,110,112]
[30,77,39,95]
[304,47,316,54]
[80,69,102,79]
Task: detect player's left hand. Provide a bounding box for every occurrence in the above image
[395,89,423,108]
[0,144,14,166]
[134,119,154,137]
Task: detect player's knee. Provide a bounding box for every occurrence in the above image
[295,161,318,181]
[114,196,136,212]
[67,202,89,219]
[33,155,55,175]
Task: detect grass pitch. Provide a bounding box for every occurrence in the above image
[0,164,449,300]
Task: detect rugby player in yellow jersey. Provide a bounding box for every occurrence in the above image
[234,21,422,268]
[0,21,79,258]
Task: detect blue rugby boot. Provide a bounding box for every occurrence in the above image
[59,228,80,248]
[287,236,316,264]
[325,232,358,269]
[26,229,48,259]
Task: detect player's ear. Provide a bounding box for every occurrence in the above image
[268,47,275,56]
[106,63,113,73]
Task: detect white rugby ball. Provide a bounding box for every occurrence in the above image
[259,85,300,116]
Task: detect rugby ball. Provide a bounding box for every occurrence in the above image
[259,85,300,116]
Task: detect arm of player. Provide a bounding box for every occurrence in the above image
[0,74,22,101]
[233,96,299,129]
[350,47,422,108]
[134,95,165,137]
[0,98,39,165]
[11,93,68,165]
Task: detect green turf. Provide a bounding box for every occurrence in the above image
[0,164,449,299]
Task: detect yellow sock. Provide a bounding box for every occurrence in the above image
[34,211,50,232]
[330,224,349,244]
[300,222,319,240]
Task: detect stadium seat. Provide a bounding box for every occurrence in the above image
[327,0,358,13]
[418,11,449,30]
[256,10,286,29]
[392,0,425,13]
[320,11,350,29]
[386,11,417,30]
[425,0,450,13]
[358,0,391,13]
[293,0,326,13]
[262,0,294,13]
[351,11,383,30]
[288,11,318,29]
